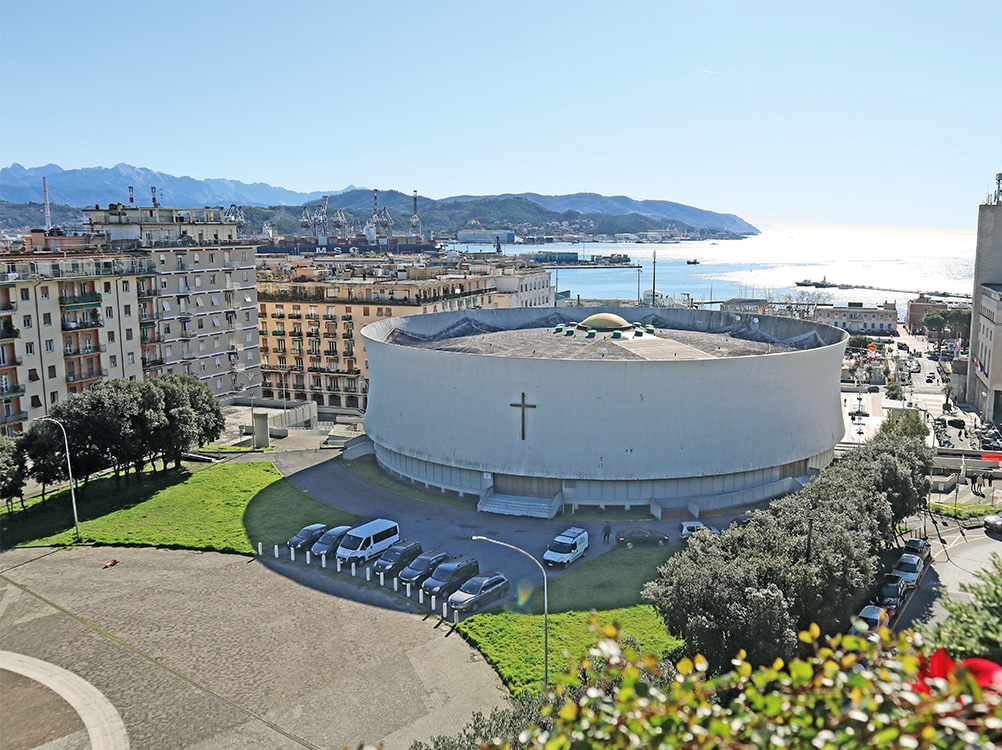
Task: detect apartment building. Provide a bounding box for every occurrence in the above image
[493,268,555,308]
[813,301,898,335]
[86,205,261,401]
[0,206,260,436]
[967,196,1002,421]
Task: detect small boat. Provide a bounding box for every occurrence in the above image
[686,259,700,265]
[795,279,812,287]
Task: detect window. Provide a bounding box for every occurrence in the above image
[122,281,129,292]
[162,300,171,312]
[195,276,202,287]
[161,279,168,290]
[208,253,215,264]
[199,340,206,351]
[28,368,39,381]
[193,254,200,265]
[40,286,49,299]
[105,306,114,319]
[20,288,29,301]
[213,337,220,349]
[159,254,167,266]
[123,305,131,317]
[364,307,370,316]
[165,345,173,357]
[125,329,133,341]
[47,365,56,378]
[244,311,251,322]
[214,356,221,368]
[110,355,118,368]
[216,377,222,389]
[22,315,31,328]
[244,292,252,303]
[163,323,171,334]
[196,296,204,307]
[210,296,219,306]
[197,318,204,330]
[31,395,42,408]
[104,282,111,294]
[24,342,34,355]
[200,360,207,372]
[127,353,135,365]
[107,330,115,342]
[45,339,53,352]
[209,274,216,284]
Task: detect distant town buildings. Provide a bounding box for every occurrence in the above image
[813,301,898,335]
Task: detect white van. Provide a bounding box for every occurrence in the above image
[543,527,589,567]
[335,519,400,563]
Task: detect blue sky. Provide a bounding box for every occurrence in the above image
[1,0,999,229]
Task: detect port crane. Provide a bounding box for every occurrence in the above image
[300,195,330,237]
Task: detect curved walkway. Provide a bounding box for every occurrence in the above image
[0,650,130,750]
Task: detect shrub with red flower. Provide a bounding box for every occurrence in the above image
[914,647,1002,694]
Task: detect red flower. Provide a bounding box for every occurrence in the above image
[913,648,1002,694]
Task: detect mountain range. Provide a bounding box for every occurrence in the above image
[0,163,758,236]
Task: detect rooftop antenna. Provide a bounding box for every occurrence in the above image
[42,177,52,231]
[128,186,134,205]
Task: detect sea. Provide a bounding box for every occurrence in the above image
[447,224,977,319]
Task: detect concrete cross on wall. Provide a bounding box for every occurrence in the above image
[509,392,536,441]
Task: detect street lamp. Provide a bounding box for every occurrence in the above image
[472,535,549,691]
[36,416,80,542]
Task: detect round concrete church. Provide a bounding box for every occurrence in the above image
[362,307,847,518]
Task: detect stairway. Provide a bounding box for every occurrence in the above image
[477,492,560,519]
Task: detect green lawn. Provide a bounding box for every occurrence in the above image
[526,544,677,614]
[458,606,681,693]
[1,462,361,554]
[338,454,479,512]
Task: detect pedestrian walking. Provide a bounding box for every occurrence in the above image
[602,522,612,545]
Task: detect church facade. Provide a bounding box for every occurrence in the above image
[362,307,847,518]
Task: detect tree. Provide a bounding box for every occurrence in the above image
[148,375,224,469]
[885,382,905,401]
[20,421,67,503]
[944,381,956,410]
[0,436,27,512]
[928,553,1002,664]
[879,409,929,439]
[922,309,947,352]
[944,307,972,348]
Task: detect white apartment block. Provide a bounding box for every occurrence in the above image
[814,301,898,335]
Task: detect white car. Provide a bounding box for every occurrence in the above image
[542,527,589,567]
[849,604,890,637]
[679,521,720,539]
[891,553,925,589]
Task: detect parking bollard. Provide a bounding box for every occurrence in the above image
[431,594,436,611]
[306,551,311,565]
[351,562,356,576]
[379,571,384,586]
[406,583,411,597]
[393,577,398,592]
[321,554,326,569]
[273,545,278,558]
[258,542,262,555]
[453,608,459,624]
[365,567,371,582]
[419,589,424,605]
[291,548,295,563]
[443,602,448,619]
[336,559,341,573]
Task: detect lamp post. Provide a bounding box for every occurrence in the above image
[472,535,549,691]
[37,416,80,542]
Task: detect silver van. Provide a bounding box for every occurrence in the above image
[335,519,400,563]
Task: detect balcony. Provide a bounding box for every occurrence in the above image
[271,330,285,337]
[0,411,27,425]
[306,313,320,320]
[142,358,165,369]
[288,312,302,320]
[259,329,269,336]
[138,287,160,298]
[0,357,22,368]
[58,292,102,307]
[323,315,337,321]
[64,345,107,357]
[342,314,353,321]
[290,330,303,339]
[1,384,26,399]
[323,332,338,339]
[179,331,194,340]
[259,345,271,352]
[342,332,353,339]
[271,312,285,319]
[140,334,164,345]
[1,326,21,340]
[307,331,320,338]
[61,320,102,331]
[66,369,108,383]
[0,301,16,313]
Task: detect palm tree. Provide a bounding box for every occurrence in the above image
[943,382,956,410]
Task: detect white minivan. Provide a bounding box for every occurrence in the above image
[335,519,400,563]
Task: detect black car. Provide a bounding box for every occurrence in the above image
[310,525,352,557]
[867,385,880,392]
[398,549,451,586]
[448,572,510,612]
[947,417,966,430]
[372,539,424,578]
[903,538,932,562]
[616,527,670,548]
[874,573,907,617]
[422,556,480,598]
[288,523,328,550]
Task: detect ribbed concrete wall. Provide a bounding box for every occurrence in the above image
[362,308,847,485]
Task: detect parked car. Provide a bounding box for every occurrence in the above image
[448,572,510,612]
[867,385,880,392]
[372,539,424,578]
[422,556,479,598]
[617,527,671,548]
[985,515,1002,533]
[903,538,932,562]
[288,523,328,550]
[543,527,589,567]
[892,553,926,589]
[310,525,352,557]
[335,519,400,563]
[849,604,890,637]
[947,417,966,429]
[398,549,451,586]
[873,573,907,617]
[679,521,721,539]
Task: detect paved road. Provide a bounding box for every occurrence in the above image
[0,546,506,750]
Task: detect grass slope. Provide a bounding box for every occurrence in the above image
[338,455,478,511]
[1,463,361,554]
[458,606,680,693]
